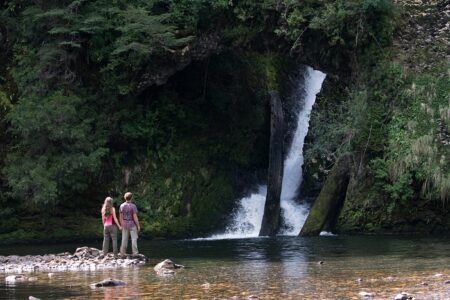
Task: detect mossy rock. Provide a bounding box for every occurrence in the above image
[300,154,352,236]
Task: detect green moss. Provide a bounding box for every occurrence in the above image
[301,155,351,236]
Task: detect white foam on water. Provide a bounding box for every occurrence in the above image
[200,67,326,240]
[279,67,326,236]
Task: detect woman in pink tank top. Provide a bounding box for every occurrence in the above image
[101,197,122,256]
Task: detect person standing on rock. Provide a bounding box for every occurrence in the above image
[101,197,122,256]
[120,192,141,256]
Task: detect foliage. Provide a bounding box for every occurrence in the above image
[4,91,108,205]
[0,0,405,241]
[335,59,450,233]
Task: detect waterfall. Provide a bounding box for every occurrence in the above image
[279,68,327,235]
[203,67,326,240]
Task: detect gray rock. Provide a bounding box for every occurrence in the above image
[154,259,184,277]
[90,278,126,288]
[359,291,374,299]
[5,275,27,283]
[0,247,146,273]
[29,297,40,300]
[394,292,410,300]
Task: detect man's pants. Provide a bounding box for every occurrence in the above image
[102,225,118,255]
[120,226,138,255]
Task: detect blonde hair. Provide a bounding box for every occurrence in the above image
[101,197,113,216]
[124,192,133,201]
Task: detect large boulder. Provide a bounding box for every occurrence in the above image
[154,259,184,277]
[300,154,352,236]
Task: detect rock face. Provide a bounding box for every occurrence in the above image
[300,154,352,236]
[0,247,146,273]
[137,34,221,90]
[90,278,127,288]
[154,259,184,277]
[259,91,284,236]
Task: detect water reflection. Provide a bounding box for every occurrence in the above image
[1,236,450,299]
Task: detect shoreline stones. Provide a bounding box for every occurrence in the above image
[0,247,146,273]
[154,259,184,276]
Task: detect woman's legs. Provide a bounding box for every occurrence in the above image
[111,225,118,255]
[102,227,110,255]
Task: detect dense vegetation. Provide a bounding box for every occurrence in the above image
[0,0,446,243]
[303,0,450,233]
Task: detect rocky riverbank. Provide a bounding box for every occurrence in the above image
[0,247,146,273]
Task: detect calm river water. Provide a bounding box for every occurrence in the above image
[0,236,449,299]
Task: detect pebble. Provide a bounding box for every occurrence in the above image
[359,291,374,299]
[394,292,411,300]
[5,275,27,283]
[201,282,210,289]
[0,247,146,273]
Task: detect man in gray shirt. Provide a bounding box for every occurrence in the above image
[119,192,141,256]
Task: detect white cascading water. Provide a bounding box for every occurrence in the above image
[204,67,326,240]
[279,68,327,235]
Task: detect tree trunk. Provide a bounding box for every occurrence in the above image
[299,154,352,236]
[259,91,284,236]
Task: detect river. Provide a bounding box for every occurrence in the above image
[1,236,449,299]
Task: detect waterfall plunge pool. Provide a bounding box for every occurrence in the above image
[1,236,449,299]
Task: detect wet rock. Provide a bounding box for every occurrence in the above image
[318,261,324,265]
[300,154,352,236]
[201,282,210,289]
[29,297,40,300]
[90,278,126,288]
[5,275,27,283]
[359,291,374,299]
[394,292,412,300]
[0,247,146,273]
[154,259,184,276]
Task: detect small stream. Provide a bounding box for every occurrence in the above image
[1,236,449,299]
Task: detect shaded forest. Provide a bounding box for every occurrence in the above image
[0,0,448,243]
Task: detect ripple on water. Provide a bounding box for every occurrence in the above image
[0,236,449,299]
